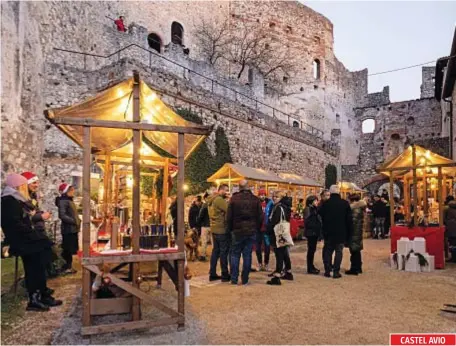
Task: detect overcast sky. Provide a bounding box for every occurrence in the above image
[304,1,456,102]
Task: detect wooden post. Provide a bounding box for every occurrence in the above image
[177,133,185,330]
[228,167,232,193]
[412,146,418,226]
[403,177,409,222]
[438,167,444,227]
[423,169,428,218]
[102,154,111,217]
[131,71,141,321]
[82,126,92,328]
[389,173,395,228]
[161,158,169,225]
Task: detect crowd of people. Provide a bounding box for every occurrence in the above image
[1,172,80,312]
[184,182,369,285]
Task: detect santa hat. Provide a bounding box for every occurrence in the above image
[59,183,71,194]
[21,171,39,184]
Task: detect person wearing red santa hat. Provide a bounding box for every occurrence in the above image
[2,173,62,311]
[21,172,61,290]
[57,183,80,274]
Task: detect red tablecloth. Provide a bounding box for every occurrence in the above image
[290,218,304,239]
[390,226,445,269]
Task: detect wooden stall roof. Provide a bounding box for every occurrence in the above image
[44,78,210,159]
[338,181,366,192]
[378,145,456,176]
[207,163,287,184]
[278,173,322,187]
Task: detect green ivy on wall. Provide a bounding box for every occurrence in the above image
[169,108,232,196]
[325,164,337,189]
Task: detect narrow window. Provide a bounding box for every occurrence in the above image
[171,22,184,45]
[147,33,162,53]
[313,59,320,80]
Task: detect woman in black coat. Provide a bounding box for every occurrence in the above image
[1,174,61,311]
[266,191,293,286]
[58,184,80,274]
[303,195,322,274]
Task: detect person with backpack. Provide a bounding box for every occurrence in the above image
[303,195,322,275]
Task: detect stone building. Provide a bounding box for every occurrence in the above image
[0,1,445,208]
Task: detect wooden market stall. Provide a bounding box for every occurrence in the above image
[337,181,367,200]
[44,71,212,335]
[378,145,456,269]
[278,172,323,206]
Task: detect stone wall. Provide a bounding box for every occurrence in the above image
[39,57,339,211]
[342,94,445,187]
[421,66,435,99]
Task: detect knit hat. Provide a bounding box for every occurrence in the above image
[21,171,39,184]
[5,173,28,188]
[59,183,71,194]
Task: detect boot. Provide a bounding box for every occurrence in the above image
[41,295,63,307]
[26,291,50,312]
[266,276,281,285]
[281,272,294,281]
[307,267,320,275]
[333,271,342,279]
[345,269,358,275]
[43,287,55,296]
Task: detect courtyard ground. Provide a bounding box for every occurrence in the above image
[2,239,456,345]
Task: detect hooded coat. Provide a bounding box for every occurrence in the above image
[1,186,52,256]
[349,200,366,252]
[444,201,456,238]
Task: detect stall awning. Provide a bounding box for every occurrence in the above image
[45,78,208,159]
[338,181,366,192]
[379,145,455,174]
[207,163,287,184]
[278,173,322,187]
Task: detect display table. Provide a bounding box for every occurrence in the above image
[290,218,304,239]
[390,226,445,269]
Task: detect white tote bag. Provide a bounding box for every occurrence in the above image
[273,207,294,248]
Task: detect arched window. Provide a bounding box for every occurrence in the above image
[313,59,321,80]
[362,119,375,134]
[171,21,184,45]
[292,121,299,128]
[147,33,162,53]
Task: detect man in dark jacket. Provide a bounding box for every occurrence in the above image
[188,196,202,231]
[197,192,211,261]
[372,195,387,239]
[319,184,353,279]
[227,180,263,285]
[444,198,456,262]
[58,183,80,274]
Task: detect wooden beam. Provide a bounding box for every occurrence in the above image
[379,162,456,173]
[102,154,111,217]
[84,265,180,318]
[49,116,213,135]
[81,317,183,336]
[161,158,170,225]
[90,297,132,316]
[100,152,170,162]
[81,252,185,266]
[438,167,444,227]
[131,71,141,321]
[389,173,395,228]
[412,146,418,226]
[82,126,92,328]
[96,159,164,168]
[116,171,158,177]
[177,133,185,330]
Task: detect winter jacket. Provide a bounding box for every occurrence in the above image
[372,200,387,218]
[1,186,52,257]
[188,203,201,229]
[303,205,322,238]
[267,200,291,248]
[227,190,263,237]
[207,194,228,234]
[260,198,270,232]
[444,201,456,238]
[349,200,366,252]
[197,202,210,228]
[58,195,80,235]
[29,192,46,233]
[319,193,353,244]
[264,199,274,226]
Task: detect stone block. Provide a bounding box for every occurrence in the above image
[405,254,420,273]
[397,237,413,256]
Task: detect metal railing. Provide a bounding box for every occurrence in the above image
[53,44,325,139]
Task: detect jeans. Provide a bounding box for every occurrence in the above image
[200,227,212,257]
[306,236,318,271]
[323,240,343,273]
[255,231,270,266]
[374,217,386,237]
[230,234,255,284]
[21,252,47,295]
[349,249,362,272]
[274,246,292,274]
[209,233,229,277]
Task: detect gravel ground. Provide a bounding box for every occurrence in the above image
[13,239,456,345]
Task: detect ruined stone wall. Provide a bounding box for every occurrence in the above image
[342,96,444,187]
[420,66,436,99]
[39,57,339,211]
